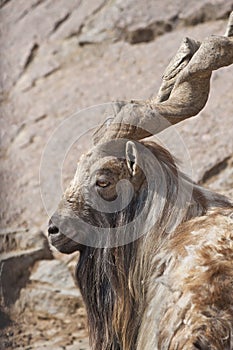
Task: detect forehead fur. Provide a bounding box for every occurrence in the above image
[72,140,130,187]
[92,139,128,159]
[79,140,129,170]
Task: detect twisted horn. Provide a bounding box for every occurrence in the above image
[93,12,233,144]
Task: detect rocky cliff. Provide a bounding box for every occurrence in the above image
[0,1,233,349]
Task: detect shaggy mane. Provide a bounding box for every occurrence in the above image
[75,141,232,350]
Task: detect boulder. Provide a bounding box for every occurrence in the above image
[0,229,52,306]
[14,259,83,320]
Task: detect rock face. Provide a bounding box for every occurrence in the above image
[0,228,52,307]
[0,0,233,349]
[76,0,233,44]
[11,259,88,350]
[15,259,82,319]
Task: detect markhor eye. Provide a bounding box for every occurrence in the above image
[96,179,110,188]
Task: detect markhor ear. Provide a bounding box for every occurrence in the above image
[125,141,139,176]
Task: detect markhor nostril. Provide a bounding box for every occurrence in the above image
[48,224,59,235]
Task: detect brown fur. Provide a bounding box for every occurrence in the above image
[49,140,233,350]
[138,210,233,349]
